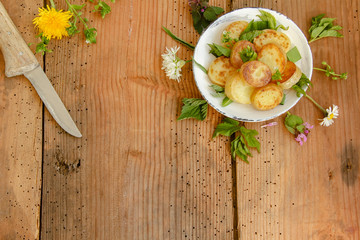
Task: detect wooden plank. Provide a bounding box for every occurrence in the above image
[232,0,360,239]
[0,0,43,239]
[41,0,235,239]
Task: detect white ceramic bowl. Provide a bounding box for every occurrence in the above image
[192,8,313,122]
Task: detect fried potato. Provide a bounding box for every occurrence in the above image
[251,83,283,110]
[222,21,249,48]
[257,43,287,74]
[230,40,256,68]
[208,56,237,87]
[253,29,291,53]
[240,60,272,87]
[225,73,255,104]
[279,61,302,89]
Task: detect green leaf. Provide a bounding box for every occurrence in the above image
[272,69,282,80]
[203,7,217,21]
[284,112,304,135]
[231,136,249,163]
[239,46,257,63]
[212,6,224,14]
[222,96,233,107]
[212,117,241,138]
[280,93,286,105]
[239,30,263,42]
[311,14,325,25]
[286,46,302,62]
[84,28,97,44]
[257,10,277,29]
[210,84,224,93]
[310,25,326,39]
[208,43,231,57]
[177,98,208,121]
[97,1,111,18]
[192,58,208,74]
[71,3,85,10]
[192,10,201,25]
[240,126,260,153]
[162,26,195,50]
[318,29,343,38]
[292,73,312,97]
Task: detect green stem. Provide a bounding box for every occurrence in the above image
[65,0,89,30]
[49,0,56,9]
[313,67,326,72]
[304,94,327,116]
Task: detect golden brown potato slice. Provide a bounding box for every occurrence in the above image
[251,83,283,110]
[230,40,256,68]
[279,61,302,89]
[222,21,248,48]
[225,73,255,104]
[257,43,287,74]
[208,56,237,87]
[253,29,291,53]
[240,60,272,87]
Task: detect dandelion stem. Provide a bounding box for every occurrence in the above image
[304,94,327,116]
[49,0,56,9]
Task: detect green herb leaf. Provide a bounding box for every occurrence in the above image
[71,3,85,10]
[192,58,208,74]
[208,43,231,57]
[189,3,224,34]
[177,98,208,121]
[239,46,257,63]
[313,61,348,80]
[257,10,277,29]
[203,7,217,21]
[84,28,97,44]
[95,1,111,18]
[239,30,263,42]
[210,84,224,93]
[231,136,249,163]
[308,14,343,43]
[286,46,302,62]
[35,33,52,55]
[284,112,304,135]
[240,126,260,152]
[213,118,241,138]
[222,96,233,107]
[280,94,286,105]
[272,69,282,80]
[162,26,195,50]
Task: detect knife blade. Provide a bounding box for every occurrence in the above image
[24,67,82,138]
[0,1,82,138]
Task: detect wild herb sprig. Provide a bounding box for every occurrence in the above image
[189,0,224,34]
[313,61,348,80]
[308,14,343,43]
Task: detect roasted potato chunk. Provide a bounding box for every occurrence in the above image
[230,40,256,68]
[222,21,248,48]
[257,43,287,74]
[253,29,291,53]
[279,61,302,89]
[240,60,272,87]
[225,73,255,104]
[208,56,237,87]
[251,83,283,110]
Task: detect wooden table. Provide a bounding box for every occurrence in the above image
[0,0,359,239]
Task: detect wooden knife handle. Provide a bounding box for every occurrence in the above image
[0,2,39,77]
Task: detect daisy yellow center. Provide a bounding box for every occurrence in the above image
[33,6,72,40]
[328,113,334,120]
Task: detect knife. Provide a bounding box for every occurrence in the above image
[0,2,82,138]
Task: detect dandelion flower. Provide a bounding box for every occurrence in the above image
[162,46,186,82]
[320,105,339,127]
[33,6,72,40]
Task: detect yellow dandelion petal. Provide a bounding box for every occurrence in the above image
[33,6,72,40]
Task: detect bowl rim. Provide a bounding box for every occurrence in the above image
[192,7,313,122]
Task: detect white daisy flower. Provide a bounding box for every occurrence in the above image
[161,46,186,82]
[320,104,339,127]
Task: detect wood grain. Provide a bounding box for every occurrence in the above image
[41,0,235,239]
[232,0,360,239]
[0,0,43,239]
